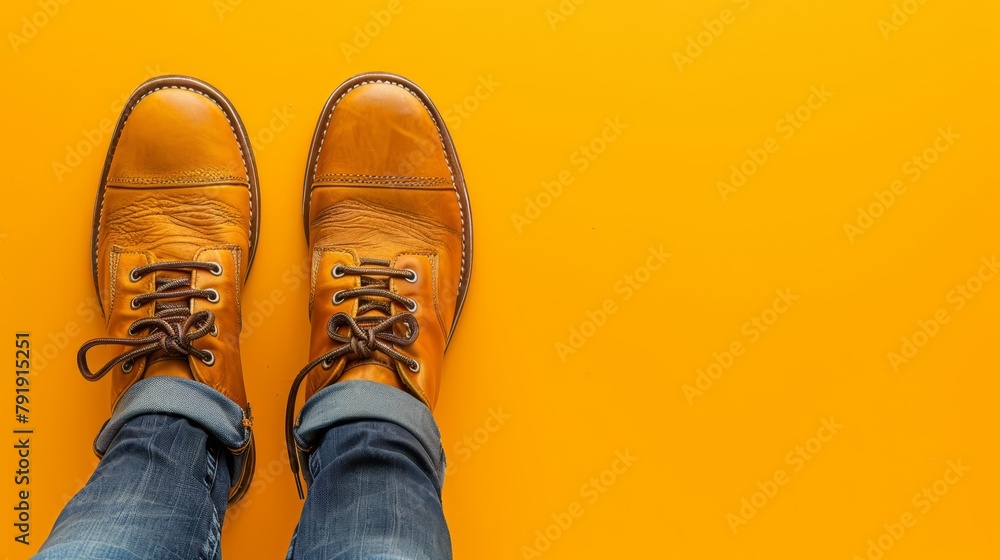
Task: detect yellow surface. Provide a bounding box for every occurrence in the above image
[1,0,998,558]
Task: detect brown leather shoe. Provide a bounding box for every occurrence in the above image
[286,72,473,496]
[77,75,259,504]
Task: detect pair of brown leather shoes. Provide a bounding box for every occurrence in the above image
[77,73,473,503]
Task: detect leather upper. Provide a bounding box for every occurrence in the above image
[304,79,467,411]
[94,86,254,411]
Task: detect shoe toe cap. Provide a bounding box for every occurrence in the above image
[313,80,453,181]
[108,86,249,187]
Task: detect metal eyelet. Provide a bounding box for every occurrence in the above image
[127,324,140,336]
[206,289,220,303]
[408,360,420,373]
[208,262,223,276]
[331,264,346,278]
[210,324,219,337]
[405,298,418,313]
[201,350,215,366]
[121,359,134,373]
[321,357,334,370]
[129,268,142,282]
[130,297,142,310]
[332,291,346,305]
[404,269,418,283]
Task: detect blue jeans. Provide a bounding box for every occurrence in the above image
[34,379,451,560]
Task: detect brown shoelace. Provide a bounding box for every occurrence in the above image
[77,261,222,381]
[286,258,421,498]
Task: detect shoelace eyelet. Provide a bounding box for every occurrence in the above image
[206,289,220,303]
[121,359,134,373]
[208,262,224,276]
[332,291,346,305]
[405,298,418,313]
[201,350,215,366]
[331,264,346,278]
[210,324,219,337]
[408,360,420,373]
[129,268,142,282]
[130,297,142,310]
[404,269,418,283]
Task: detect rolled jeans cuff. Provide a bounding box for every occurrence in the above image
[294,380,445,486]
[94,377,252,474]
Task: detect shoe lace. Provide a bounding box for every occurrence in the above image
[285,258,421,498]
[77,261,222,381]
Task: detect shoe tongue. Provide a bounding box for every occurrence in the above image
[148,242,202,266]
[355,257,394,318]
[345,257,398,368]
[140,254,197,377]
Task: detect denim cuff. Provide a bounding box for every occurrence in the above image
[294,380,445,484]
[94,377,252,468]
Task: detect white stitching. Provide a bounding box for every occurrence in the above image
[309,79,468,295]
[95,83,254,270]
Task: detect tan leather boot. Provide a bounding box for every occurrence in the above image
[77,75,259,504]
[286,72,473,496]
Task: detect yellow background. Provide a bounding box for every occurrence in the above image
[2,0,998,558]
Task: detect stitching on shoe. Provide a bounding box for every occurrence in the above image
[106,175,249,185]
[96,83,254,276]
[309,79,467,303]
[313,173,451,187]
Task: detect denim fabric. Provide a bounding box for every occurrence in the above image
[94,376,251,477]
[288,380,451,559]
[34,414,231,559]
[35,379,450,560]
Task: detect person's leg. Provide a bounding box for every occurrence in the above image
[287,72,472,559]
[285,73,472,560]
[288,381,450,560]
[35,413,232,560]
[37,75,260,558]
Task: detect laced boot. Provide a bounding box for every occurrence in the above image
[77,75,260,504]
[286,72,473,496]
